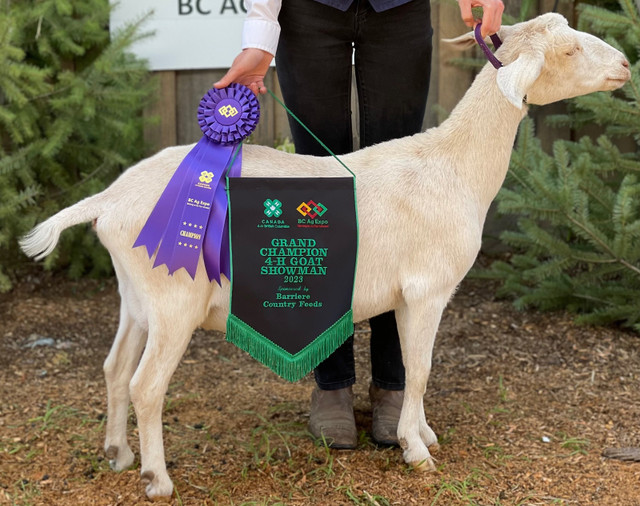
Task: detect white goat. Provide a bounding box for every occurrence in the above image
[20,13,629,499]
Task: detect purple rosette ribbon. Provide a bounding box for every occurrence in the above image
[133,84,260,283]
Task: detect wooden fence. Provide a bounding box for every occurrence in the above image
[143,1,580,155]
[141,1,586,251]
[142,2,501,153]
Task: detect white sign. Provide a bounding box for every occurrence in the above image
[110,0,246,70]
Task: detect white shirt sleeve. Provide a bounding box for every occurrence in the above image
[241,0,282,56]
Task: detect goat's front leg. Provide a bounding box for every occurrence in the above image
[129,316,195,499]
[395,294,447,471]
[103,296,147,471]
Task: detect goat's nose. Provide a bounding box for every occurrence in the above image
[622,59,629,68]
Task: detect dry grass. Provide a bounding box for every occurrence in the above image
[1,273,639,505]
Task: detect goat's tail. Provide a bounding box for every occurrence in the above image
[19,192,107,261]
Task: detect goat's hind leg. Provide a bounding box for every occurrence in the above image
[395,295,447,471]
[129,311,197,499]
[103,284,147,471]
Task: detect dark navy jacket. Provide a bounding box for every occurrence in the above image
[315,0,413,13]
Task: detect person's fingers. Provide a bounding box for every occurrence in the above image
[216,76,266,96]
[244,82,256,95]
[458,0,504,36]
[213,49,272,92]
[214,70,235,89]
[214,51,252,88]
[243,79,267,95]
[214,59,248,88]
[458,0,475,27]
[480,0,504,37]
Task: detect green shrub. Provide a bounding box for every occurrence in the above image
[0,0,154,291]
[481,0,640,332]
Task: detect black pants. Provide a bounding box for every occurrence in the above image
[276,0,433,390]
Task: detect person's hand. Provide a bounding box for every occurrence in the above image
[457,0,504,38]
[214,48,273,95]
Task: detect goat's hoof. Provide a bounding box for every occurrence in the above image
[141,470,174,499]
[106,445,135,471]
[409,456,437,472]
[403,446,437,472]
[419,423,438,448]
[428,441,441,454]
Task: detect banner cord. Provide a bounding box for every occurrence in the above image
[266,88,356,179]
[262,87,360,309]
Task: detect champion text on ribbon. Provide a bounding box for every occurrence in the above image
[133,84,260,284]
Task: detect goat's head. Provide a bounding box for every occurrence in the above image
[446,13,630,109]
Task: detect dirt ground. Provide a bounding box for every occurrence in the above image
[1,270,639,505]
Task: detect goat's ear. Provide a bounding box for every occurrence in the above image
[442,31,477,51]
[444,24,515,50]
[495,24,514,42]
[496,51,544,109]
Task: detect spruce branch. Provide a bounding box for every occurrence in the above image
[482,0,640,331]
[0,0,154,290]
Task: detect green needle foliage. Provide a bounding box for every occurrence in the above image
[482,0,640,332]
[0,0,154,291]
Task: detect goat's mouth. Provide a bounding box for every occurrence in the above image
[605,70,631,88]
[603,77,629,90]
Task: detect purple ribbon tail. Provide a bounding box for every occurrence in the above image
[203,145,242,283]
[133,141,204,257]
[152,141,210,276]
[133,84,259,282]
[201,187,226,283]
[134,137,238,280]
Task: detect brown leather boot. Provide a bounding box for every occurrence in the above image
[308,386,357,449]
[369,383,404,446]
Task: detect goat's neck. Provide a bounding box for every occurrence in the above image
[435,65,528,212]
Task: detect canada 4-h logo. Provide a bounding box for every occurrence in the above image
[297,200,327,218]
[263,199,282,218]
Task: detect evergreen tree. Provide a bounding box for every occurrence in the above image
[0,0,154,291]
[482,0,640,332]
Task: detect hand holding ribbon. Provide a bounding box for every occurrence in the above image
[214,48,273,96]
[133,84,260,284]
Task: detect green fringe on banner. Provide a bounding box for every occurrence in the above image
[225,310,354,382]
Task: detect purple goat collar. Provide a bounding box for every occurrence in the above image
[475,23,503,69]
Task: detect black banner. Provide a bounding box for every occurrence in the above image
[226,176,358,381]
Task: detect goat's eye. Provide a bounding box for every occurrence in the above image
[566,46,581,56]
